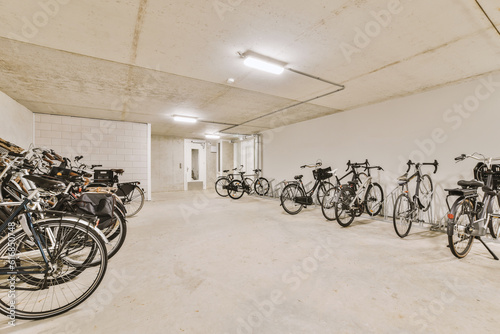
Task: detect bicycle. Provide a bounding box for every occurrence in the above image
[280,162,334,215]
[87,164,145,217]
[446,153,500,260]
[393,160,439,238]
[321,160,370,221]
[227,169,270,199]
[0,169,108,320]
[215,166,241,197]
[334,161,384,227]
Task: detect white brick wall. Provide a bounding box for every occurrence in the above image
[34,114,150,198]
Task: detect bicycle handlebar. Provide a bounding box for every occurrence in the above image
[346,160,369,171]
[405,160,439,174]
[300,162,322,169]
[455,153,500,167]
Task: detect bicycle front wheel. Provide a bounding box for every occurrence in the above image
[0,220,108,320]
[117,184,145,217]
[448,199,474,258]
[321,186,339,221]
[316,181,333,205]
[393,194,413,238]
[417,174,433,212]
[228,180,245,199]
[280,183,304,215]
[215,178,230,197]
[335,186,356,227]
[365,182,384,216]
[488,195,500,238]
[254,177,270,196]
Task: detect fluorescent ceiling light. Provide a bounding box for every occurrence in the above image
[205,134,220,139]
[243,55,285,75]
[173,115,197,123]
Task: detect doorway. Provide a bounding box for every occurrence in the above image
[184,139,207,190]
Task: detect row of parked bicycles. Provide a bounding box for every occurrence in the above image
[216,153,500,261]
[0,138,145,322]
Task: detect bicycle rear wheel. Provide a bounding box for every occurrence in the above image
[335,187,355,227]
[393,194,413,238]
[228,180,245,199]
[321,186,339,221]
[280,184,304,215]
[448,199,474,258]
[254,177,270,196]
[0,220,107,320]
[417,174,433,212]
[117,184,145,217]
[215,178,230,197]
[100,209,127,260]
[365,182,384,216]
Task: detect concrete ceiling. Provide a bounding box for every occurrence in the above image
[0,0,499,138]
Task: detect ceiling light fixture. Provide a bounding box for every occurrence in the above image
[205,134,221,139]
[239,51,286,75]
[173,115,197,123]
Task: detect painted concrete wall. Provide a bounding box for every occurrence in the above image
[262,72,500,218]
[34,114,150,198]
[0,91,33,149]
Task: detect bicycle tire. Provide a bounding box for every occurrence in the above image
[254,177,270,196]
[316,181,333,205]
[0,220,108,320]
[393,194,413,238]
[280,183,305,215]
[244,178,254,194]
[365,182,384,216]
[118,185,145,217]
[321,186,340,221]
[335,186,356,227]
[228,179,245,199]
[488,195,500,238]
[215,177,230,197]
[417,174,433,212]
[100,208,127,260]
[448,199,474,258]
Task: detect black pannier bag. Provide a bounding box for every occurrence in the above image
[76,193,116,229]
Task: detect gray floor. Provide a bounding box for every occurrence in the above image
[3,190,500,334]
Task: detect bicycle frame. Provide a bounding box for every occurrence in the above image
[347,175,372,206]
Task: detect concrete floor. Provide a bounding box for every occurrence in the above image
[3,190,500,334]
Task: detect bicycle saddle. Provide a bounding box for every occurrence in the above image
[111,169,124,175]
[397,173,408,182]
[294,175,303,180]
[223,170,229,173]
[458,180,484,188]
[24,175,66,191]
[254,169,261,173]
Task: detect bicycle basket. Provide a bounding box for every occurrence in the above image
[474,163,500,188]
[313,167,332,180]
[94,169,114,183]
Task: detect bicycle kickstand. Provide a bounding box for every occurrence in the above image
[475,236,499,260]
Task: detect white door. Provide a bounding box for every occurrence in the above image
[184,139,207,190]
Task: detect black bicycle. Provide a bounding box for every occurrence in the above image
[446,153,500,259]
[280,162,334,215]
[227,169,270,199]
[88,166,145,217]
[215,167,241,197]
[393,160,438,238]
[332,160,384,227]
[0,172,108,320]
